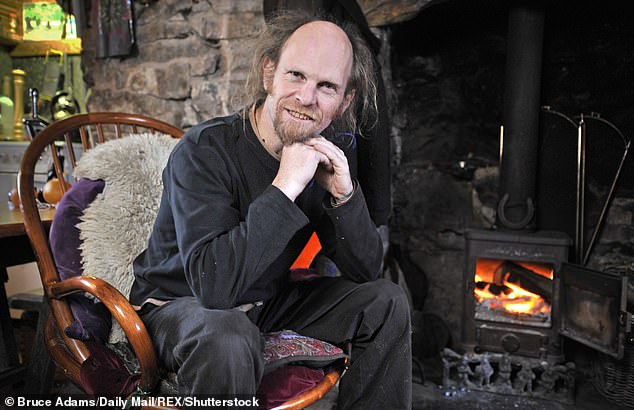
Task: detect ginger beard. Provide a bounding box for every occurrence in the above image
[272,97,348,146]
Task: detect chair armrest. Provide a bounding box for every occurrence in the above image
[49,276,159,392]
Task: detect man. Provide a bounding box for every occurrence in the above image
[263,0,393,228]
[129,11,412,409]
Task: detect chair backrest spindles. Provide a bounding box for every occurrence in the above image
[49,143,67,193]
[79,127,90,152]
[19,112,184,392]
[64,133,78,171]
[96,124,105,144]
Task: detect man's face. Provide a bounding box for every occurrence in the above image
[262,21,354,146]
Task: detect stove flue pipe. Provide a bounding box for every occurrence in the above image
[497,3,545,231]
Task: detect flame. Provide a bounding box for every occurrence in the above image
[515,261,553,279]
[474,260,552,317]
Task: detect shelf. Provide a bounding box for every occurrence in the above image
[9,38,81,57]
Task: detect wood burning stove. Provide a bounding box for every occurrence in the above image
[463,228,632,361]
[442,229,632,403]
[439,1,633,405]
[457,1,634,366]
[462,229,570,362]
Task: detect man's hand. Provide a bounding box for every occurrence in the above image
[272,141,330,201]
[305,137,354,200]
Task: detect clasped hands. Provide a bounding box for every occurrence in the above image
[272,136,353,203]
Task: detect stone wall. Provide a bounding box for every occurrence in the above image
[79,0,433,128]
[83,0,264,129]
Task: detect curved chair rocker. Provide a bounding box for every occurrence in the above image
[18,112,345,409]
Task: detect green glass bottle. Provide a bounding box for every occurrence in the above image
[0,75,14,139]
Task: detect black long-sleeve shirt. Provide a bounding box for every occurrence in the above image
[129,111,383,310]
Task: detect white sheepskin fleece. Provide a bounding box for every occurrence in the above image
[74,133,178,344]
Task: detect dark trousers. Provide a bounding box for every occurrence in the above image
[140,277,412,409]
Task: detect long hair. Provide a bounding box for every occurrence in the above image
[243,10,378,136]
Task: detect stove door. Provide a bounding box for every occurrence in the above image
[557,262,630,359]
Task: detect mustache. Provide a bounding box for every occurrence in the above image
[281,101,318,121]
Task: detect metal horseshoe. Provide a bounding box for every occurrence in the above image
[497,193,535,229]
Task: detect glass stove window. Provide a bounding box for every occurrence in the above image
[473,258,554,326]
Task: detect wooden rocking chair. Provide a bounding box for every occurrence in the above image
[18,112,344,409]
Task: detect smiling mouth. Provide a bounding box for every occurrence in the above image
[285,108,314,121]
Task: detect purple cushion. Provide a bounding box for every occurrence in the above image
[262,330,346,373]
[80,341,140,397]
[259,330,346,406]
[257,365,325,408]
[49,178,111,344]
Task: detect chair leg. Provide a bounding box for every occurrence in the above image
[21,300,55,394]
[0,266,20,371]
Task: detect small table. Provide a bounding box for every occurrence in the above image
[0,205,55,238]
[0,204,55,393]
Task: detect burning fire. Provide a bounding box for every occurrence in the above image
[474,259,553,317]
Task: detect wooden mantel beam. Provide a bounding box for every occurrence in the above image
[358,0,447,26]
